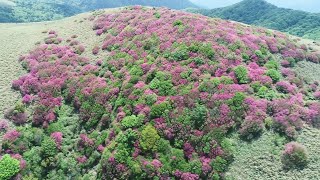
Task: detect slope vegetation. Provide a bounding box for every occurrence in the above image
[189,0,320,40]
[0,0,197,22]
[1,6,320,179]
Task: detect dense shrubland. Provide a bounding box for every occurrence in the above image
[189,0,320,40]
[1,6,320,179]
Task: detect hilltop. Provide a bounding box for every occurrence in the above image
[189,0,320,40]
[1,6,320,179]
[0,0,197,22]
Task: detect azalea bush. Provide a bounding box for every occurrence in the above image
[281,142,308,169]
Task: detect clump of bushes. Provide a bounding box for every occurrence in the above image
[4,103,28,125]
[41,137,58,157]
[92,46,100,55]
[281,142,308,169]
[266,69,281,83]
[265,60,279,70]
[173,20,183,27]
[150,101,172,118]
[239,117,264,140]
[121,115,143,129]
[149,72,175,96]
[0,154,20,180]
[190,104,208,129]
[234,66,248,84]
[140,124,160,152]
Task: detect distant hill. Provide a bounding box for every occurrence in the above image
[0,0,197,22]
[189,0,320,40]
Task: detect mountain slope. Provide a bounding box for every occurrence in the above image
[189,0,320,40]
[0,0,197,22]
[1,7,320,179]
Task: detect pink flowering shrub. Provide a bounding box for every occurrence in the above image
[92,45,100,55]
[239,116,264,140]
[276,81,296,94]
[3,130,21,142]
[0,119,9,132]
[314,91,320,99]
[79,134,94,147]
[50,132,63,149]
[281,142,308,168]
[4,109,27,125]
[4,102,28,125]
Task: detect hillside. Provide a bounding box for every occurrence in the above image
[0,0,197,22]
[189,0,320,40]
[1,6,320,179]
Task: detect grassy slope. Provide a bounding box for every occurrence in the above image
[1,9,320,179]
[0,0,197,22]
[226,126,320,179]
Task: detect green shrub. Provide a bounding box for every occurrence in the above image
[47,122,63,134]
[115,144,131,163]
[129,65,144,76]
[251,82,262,92]
[287,57,296,67]
[145,94,157,106]
[150,101,171,118]
[229,92,245,112]
[198,79,215,93]
[157,138,171,154]
[149,78,160,90]
[266,69,281,83]
[257,86,277,100]
[171,46,189,61]
[121,115,143,129]
[158,80,175,96]
[257,86,269,98]
[140,125,160,152]
[242,53,250,61]
[0,154,20,180]
[41,137,58,157]
[220,138,235,160]
[149,72,175,95]
[189,158,202,175]
[211,156,228,173]
[265,60,279,70]
[199,43,215,59]
[234,66,248,84]
[170,148,190,172]
[255,50,264,58]
[193,57,205,65]
[23,147,43,176]
[190,104,208,129]
[264,117,274,129]
[129,75,140,84]
[154,12,161,18]
[173,20,183,26]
